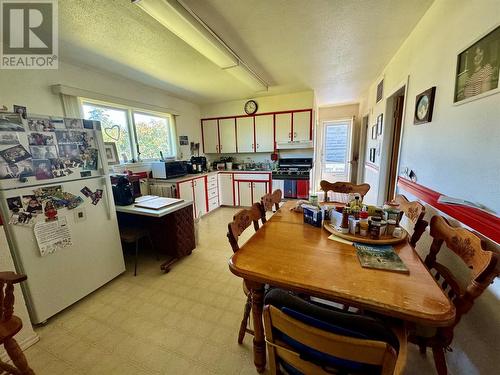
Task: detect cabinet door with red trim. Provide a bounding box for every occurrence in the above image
[202,120,219,153]
[219,118,236,153]
[293,111,311,141]
[218,173,234,206]
[255,115,274,152]
[275,113,292,144]
[236,117,254,152]
[238,182,253,207]
[253,181,268,203]
[296,180,310,199]
[193,177,207,217]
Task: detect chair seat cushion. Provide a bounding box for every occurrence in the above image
[119,227,149,242]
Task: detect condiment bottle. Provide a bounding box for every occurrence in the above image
[370,216,382,239]
[341,208,349,233]
[359,211,369,237]
[386,219,397,235]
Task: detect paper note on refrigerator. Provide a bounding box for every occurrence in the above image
[34,217,72,256]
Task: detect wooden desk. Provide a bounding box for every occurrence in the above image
[116,201,195,272]
[228,201,455,373]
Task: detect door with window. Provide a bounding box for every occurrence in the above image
[320,120,353,183]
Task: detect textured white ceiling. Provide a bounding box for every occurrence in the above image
[59,0,434,105]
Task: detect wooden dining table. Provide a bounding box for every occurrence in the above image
[228,200,456,373]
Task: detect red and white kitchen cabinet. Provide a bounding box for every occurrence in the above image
[202,109,312,154]
[177,176,207,219]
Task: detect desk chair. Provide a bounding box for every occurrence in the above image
[119,227,156,276]
[409,215,499,375]
[260,189,283,223]
[264,288,407,375]
[320,180,370,203]
[0,272,35,375]
[227,202,263,344]
[394,194,428,247]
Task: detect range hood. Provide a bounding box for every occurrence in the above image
[276,140,313,150]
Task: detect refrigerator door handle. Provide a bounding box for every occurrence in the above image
[102,177,113,220]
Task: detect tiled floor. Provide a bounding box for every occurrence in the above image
[23,206,437,374]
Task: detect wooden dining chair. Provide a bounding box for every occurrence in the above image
[320,180,370,203]
[263,288,407,375]
[260,189,283,223]
[394,194,428,247]
[227,202,264,344]
[0,272,35,375]
[408,215,499,375]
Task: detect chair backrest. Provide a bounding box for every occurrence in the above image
[260,189,282,222]
[394,194,427,247]
[320,180,370,203]
[227,202,263,252]
[263,305,399,375]
[0,272,27,323]
[425,215,499,342]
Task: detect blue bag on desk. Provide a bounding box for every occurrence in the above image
[112,176,135,206]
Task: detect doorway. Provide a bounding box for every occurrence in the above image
[385,90,405,200]
[320,119,353,183]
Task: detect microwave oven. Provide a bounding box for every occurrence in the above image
[151,161,187,179]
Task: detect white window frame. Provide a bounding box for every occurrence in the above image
[322,119,352,176]
[80,98,176,163]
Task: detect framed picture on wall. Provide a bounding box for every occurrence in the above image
[454,24,500,104]
[414,87,436,124]
[376,80,384,102]
[371,125,377,139]
[104,142,120,165]
[377,114,383,135]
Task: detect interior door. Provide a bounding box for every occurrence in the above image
[275,113,292,144]
[218,118,236,153]
[292,111,311,141]
[236,117,254,152]
[202,119,219,153]
[255,115,274,152]
[320,119,353,183]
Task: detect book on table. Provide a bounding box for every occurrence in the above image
[354,243,409,274]
[134,197,183,210]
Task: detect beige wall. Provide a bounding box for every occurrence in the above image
[358,1,500,374]
[0,61,202,161]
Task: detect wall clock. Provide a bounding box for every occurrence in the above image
[414,87,436,124]
[244,100,258,115]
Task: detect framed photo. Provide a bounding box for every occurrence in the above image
[414,87,436,124]
[371,125,377,139]
[104,142,120,165]
[454,25,500,103]
[377,114,383,135]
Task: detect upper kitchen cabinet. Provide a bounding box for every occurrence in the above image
[202,119,219,153]
[275,113,292,144]
[218,118,236,153]
[293,111,312,142]
[236,116,254,153]
[255,115,274,152]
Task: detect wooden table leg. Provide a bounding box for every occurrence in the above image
[247,281,266,373]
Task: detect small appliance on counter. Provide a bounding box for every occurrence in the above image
[110,173,143,198]
[187,156,207,173]
[151,160,187,179]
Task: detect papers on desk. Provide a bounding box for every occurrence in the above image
[327,234,353,245]
[134,196,183,210]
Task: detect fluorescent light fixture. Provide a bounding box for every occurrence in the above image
[133,0,268,91]
[224,64,268,92]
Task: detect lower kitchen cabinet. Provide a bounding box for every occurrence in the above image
[218,173,235,206]
[272,179,285,194]
[177,177,207,218]
[237,180,268,206]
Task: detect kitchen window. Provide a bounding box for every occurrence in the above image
[82,100,175,163]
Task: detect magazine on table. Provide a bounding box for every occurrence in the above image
[354,243,409,274]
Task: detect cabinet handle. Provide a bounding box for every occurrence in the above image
[257,143,260,148]
[294,132,297,137]
[288,132,291,139]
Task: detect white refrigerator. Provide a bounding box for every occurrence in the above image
[0,114,125,324]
